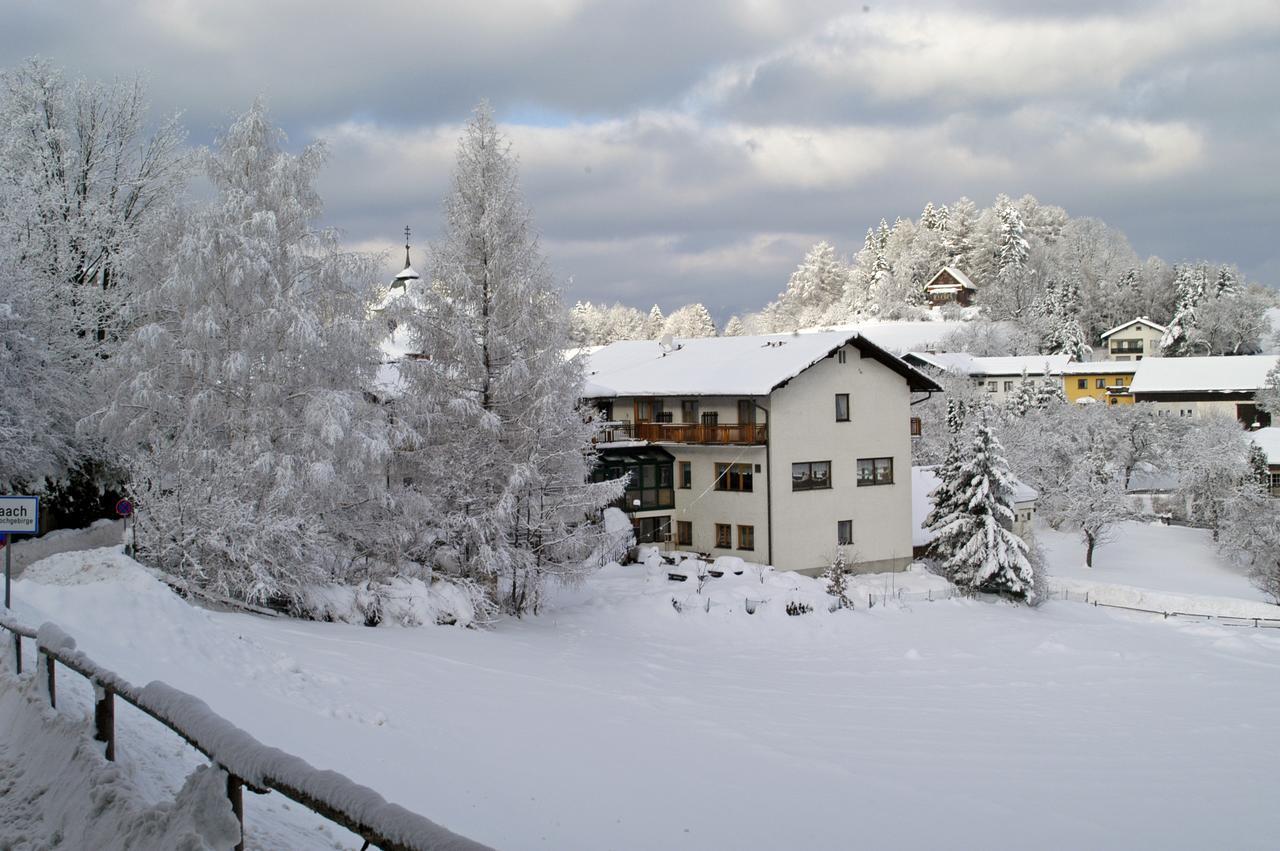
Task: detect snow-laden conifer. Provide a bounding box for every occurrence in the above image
[395,103,623,616]
[932,413,1035,600]
[99,101,389,607]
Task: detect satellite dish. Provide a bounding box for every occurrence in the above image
[659,333,675,353]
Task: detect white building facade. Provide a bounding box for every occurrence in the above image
[902,352,1072,406]
[1129,355,1278,425]
[1098,317,1167,361]
[584,332,941,575]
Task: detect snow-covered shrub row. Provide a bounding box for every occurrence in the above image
[298,577,489,628]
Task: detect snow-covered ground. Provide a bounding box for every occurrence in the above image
[1037,519,1280,618]
[5,544,1280,849]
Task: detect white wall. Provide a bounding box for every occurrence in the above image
[767,344,915,575]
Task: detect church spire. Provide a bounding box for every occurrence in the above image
[392,225,421,289]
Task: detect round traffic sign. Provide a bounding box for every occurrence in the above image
[115,498,134,518]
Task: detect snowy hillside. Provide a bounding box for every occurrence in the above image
[5,543,1280,849]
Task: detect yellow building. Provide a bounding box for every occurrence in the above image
[1061,362,1139,405]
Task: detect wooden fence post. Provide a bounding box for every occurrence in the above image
[40,651,55,708]
[94,685,115,761]
[227,772,245,851]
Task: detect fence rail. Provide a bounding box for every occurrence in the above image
[0,610,490,851]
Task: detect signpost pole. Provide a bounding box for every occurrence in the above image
[0,496,40,609]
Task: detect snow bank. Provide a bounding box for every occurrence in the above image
[0,675,241,850]
[8,518,123,577]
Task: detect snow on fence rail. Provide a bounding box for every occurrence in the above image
[0,611,491,851]
[1047,588,1280,629]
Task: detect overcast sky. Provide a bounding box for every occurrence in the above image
[6,0,1278,320]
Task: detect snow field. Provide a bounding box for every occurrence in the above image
[7,541,1280,849]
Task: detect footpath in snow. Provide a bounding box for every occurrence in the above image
[4,540,1280,849]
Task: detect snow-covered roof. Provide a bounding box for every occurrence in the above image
[1249,427,1280,466]
[394,265,420,282]
[582,330,941,397]
[1100,317,1168,339]
[925,266,977,292]
[904,351,1073,377]
[911,466,1037,547]
[1060,361,1141,375]
[1128,355,1278,395]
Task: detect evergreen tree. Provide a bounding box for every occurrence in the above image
[933,414,1035,600]
[823,548,854,610]
[723,316,746,336]
[1007,371,1037,418]
[663,303,717,338]
[943,196,977,266]
[644,304,665,339]
[100,101,389,607]
[396,103,623,615]
[1248,443,1270,489]
[1160,264,1208,356]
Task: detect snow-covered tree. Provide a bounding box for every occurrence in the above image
[1161,264,1209,356]
[663,303,717,338]
[723,315,746,336]
[1058,444,1129,567]
[823,547,854,610]
[1188,283,1272,356]
[1006,371,1038,418]
[930,413,1036,600]
[1257,360,1280,421]
[0,58,187,496]
[394,103,623,615]
[1171,413,1252,537]
[643,304,665,339]
[1040,277,1092,361]
[99,101,390,608]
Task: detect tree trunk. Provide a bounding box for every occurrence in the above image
[1085,531,1095,567]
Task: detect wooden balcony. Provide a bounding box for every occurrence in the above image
[600,421,767,446]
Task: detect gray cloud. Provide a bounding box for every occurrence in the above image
[3,0,1276,322]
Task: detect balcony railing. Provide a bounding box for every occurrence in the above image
[599,421,767,445]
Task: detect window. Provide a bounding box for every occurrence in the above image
[637,399,664,422]
[596,401,613,421]
[701,411,719,427]
[593,454,675,511]
[737,525,755,551]
[715,523,732,549]
[1096,378,1106,389]
[835,393,850,422]
[681,400,699,424]
[792,461,832,491]
[837,520,853,546]
[738,399,756,424]
[655,411,673,423]
[987,381,997,393]
[679,461,691,489]
[1077,379,1087,389]
[837,348,847,364]
[1004,381,1013,392]
[857,457,894,486]
[676,520,693,547]
[715,462,753,492]
[909,416,922,437]
[632,515,671,544]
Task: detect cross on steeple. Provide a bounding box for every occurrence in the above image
[392,224,421,288]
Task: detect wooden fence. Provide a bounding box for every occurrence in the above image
[0,611,490,851]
